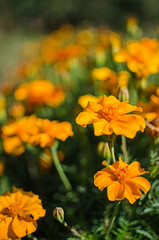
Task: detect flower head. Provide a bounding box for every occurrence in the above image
[114,38,159,79]
[0,187,45,239]
[2,116,73,155]
[76,95,145,139]
[14,79,65,109]
[94,157,151,204]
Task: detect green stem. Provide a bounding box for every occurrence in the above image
[63,221,84,239]
[108,140,116,163]
[105,201,120,239]
[50,141,72,191]
[121,135,128,162]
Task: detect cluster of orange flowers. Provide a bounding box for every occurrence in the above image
[0,20,158,238]
[76,95,150,203]
[14,25,121,80]
[2,115,73,155]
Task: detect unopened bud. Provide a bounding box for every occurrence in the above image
[52,207,64,223]
[118,87,129,102]
[98,142,111,159]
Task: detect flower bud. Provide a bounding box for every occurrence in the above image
[52,207,64,223]
[98,142,111,159]
[118,87,129,102]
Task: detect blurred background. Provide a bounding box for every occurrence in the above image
[0,0,159,80]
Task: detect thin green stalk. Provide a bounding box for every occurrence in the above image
[50,141,72,191]
[108,140,116,163]
[63,221,84,239]
[105,201,120,239]
[121,135,128,162]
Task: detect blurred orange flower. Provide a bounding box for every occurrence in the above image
[94,157,150,204]
[14,79,65,108]
[0,187,45,239]
[91,68,130,95]
[29,119,73,148]
[2,116,73,155]
[114,38,159,79]
[76,95,145,139]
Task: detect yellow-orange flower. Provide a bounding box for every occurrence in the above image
[94,157,151,204]
[14,79,65,108]
[91,68,130,95]
[0,187,45,240]
[2,116,73,155]
[114,38,159,79]
[28,119,73,148]
[76,95,145,139]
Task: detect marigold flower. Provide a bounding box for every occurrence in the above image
[114,38,159,79]
[2,116,73,155]
[14,79,65,108]
[0,187,45,239]
[94,157,151,204]
[76,95,145,139]
[28,120,73,148]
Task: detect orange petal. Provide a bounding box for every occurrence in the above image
[107,181,125,201]
[94,171,114,191]
[130,177,151,193]
[128,161,148,177]
[75,111,98,127]
[112,115,145,138]
[0,216,13,240]
[93,120,111,136]
[12,216,37,238]
[86,101,102,112]
[118,102,143,114]
[124,183,140,204]
[102,161,119,172]
[100,95,119,106]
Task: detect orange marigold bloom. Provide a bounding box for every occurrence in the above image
[94,157,151,204]
[14,79,65,108]
[28,119,73,148]
[0,187,45,240]
[76,95,145,139]
[2,116,73,155]
[114,38,159,79]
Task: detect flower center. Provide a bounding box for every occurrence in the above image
[115,167,128,183]
[98,105,119,122]
[3,204,21,217]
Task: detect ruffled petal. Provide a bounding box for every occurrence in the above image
[93,120,112,136]
[107,181,125,201]
[118,102,143,114]
[128,161,148,177]
[94,169,115,191]
[100,95,119,106]
[124,182,141,204]
[75,111,98,127]
[112,115,145,138]
[130,177,151,193]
